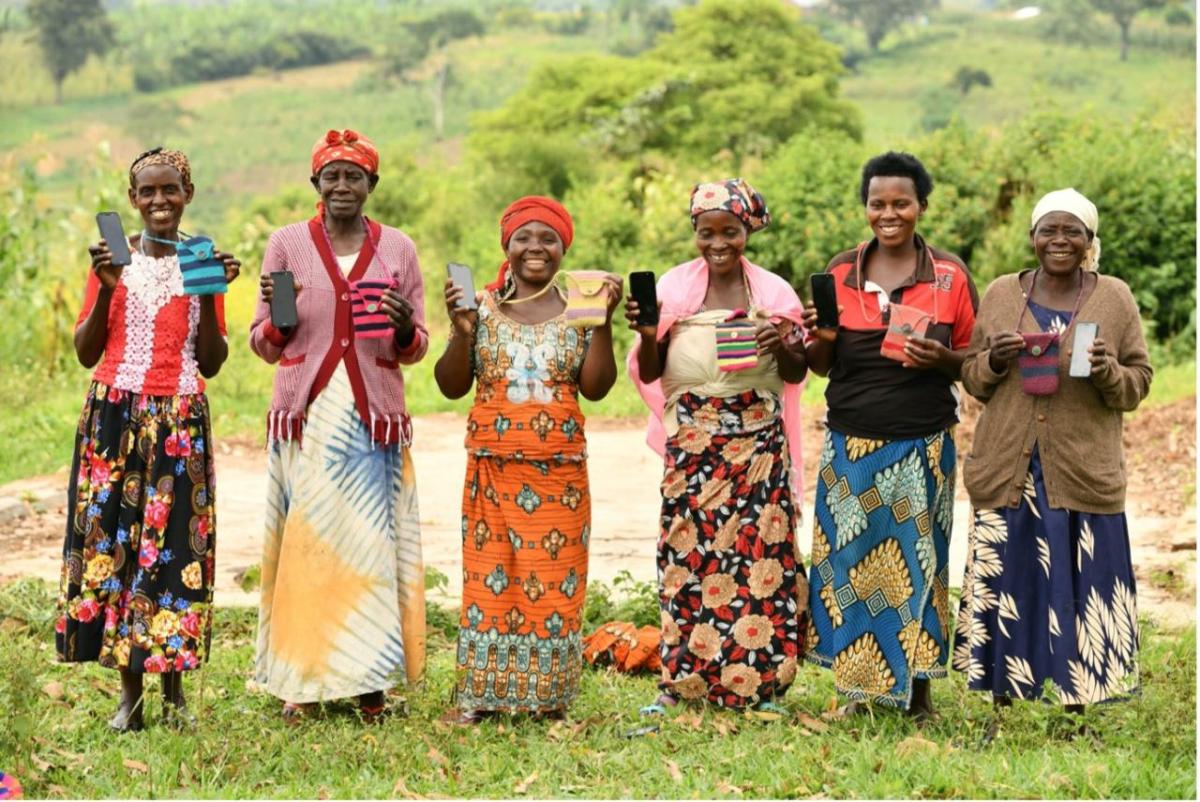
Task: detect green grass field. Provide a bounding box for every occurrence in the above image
[0,579,1194,799]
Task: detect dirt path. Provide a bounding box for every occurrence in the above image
[2,403,1194,627]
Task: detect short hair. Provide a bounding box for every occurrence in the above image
[859,151,933,206]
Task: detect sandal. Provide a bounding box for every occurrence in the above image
[162,703,198,731]
[752,700,789,716]
[639,692,678,717]
[439,708,488,726]
[281,702,315,725]
[108,700,145,734]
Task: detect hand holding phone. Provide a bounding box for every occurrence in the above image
[269,271,298,330]
[1069,322,1099,378]
[628,270,659,328]
[809,273,839,329]
[447,263,478,311]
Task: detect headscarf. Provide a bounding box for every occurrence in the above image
[311,129,380,177]
[1031,187,1101,270]
[689,178,770,233]
[129,147,191,187]
[488,195,575,292]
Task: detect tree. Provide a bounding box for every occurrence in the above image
[1087,0,1167,60]
[26,0,113,104]
[951,66,992,95]
[828,0,936,52]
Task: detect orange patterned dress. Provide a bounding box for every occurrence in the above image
[455,293,592,713]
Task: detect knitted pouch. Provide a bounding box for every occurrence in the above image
[561,270,610,328]
[880,302,931,365]
[177,236,227,295]
[715,313,758,372]
[1017,331,1061,396]
[350,279,395,339]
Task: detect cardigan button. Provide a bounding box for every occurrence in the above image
[1010,496,1019,505]
[340,337,350,348]
[341,292,350,302]
[1037,414,1046,422]
[1022,448,1032,457]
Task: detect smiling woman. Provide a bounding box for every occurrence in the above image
[801,152,979,717]
[57,146,242,733]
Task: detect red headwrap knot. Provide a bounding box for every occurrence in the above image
[312,129,379,177]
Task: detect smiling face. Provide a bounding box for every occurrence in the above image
[128,164,193,238]
[1030,211,1092,276]
[694,209,747,277]
[865,175,925,249]
[506,221,564,288]
[312,160,377,220]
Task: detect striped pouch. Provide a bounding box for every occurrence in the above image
[715,314,758,372]
[561,270,610,328]
[1018,331,1060,396]
[350,279,395,339]
[177,236,227,295]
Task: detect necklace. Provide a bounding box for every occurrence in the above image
[139,230,186,257]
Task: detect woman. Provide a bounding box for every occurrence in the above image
[435,196,621,724]
[58,147,241,731]
[953,189,1150,719]
[627,179,809,712]
[802,152,978,716]
[250,129,428,723]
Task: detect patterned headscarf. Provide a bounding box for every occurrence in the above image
[488,195,575,292]
[311,129,380,177]
[1031,187,1101,270]
[690,178,770,233]
[129,147,191,187]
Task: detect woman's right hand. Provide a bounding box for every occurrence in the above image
[259,272,303,305]
[444,278,479,337]
[88,241,122,290]
[623,296,660,339]
[987,330,1025,373]
[801,302,840,343]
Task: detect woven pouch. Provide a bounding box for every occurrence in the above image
[561,270,610,328]
[1017,331,1060,396]
[350,279,395,339]
[177,236,227,295]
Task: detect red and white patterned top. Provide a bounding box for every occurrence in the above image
[76,251,227,396]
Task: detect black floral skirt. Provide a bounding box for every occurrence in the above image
[56,382,216,673]
[657,390,807,708]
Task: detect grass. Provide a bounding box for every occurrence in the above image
[840,12,1196,146]
[0,578,1194,799]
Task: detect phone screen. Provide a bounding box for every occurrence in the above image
[447,262,478,311]
[1069,322,1099,377]
[810,272,838,328]
[96,212,132,267]
[269,271,298,330]
[629,271,658,326]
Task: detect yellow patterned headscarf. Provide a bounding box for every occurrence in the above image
[129,147,192,187]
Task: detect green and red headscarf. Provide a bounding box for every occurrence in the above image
[488,195,575,292]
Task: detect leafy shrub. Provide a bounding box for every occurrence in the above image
[583,570,660,632]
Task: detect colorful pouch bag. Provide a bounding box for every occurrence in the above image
[1017,331,1061,395]
[715,310,758,372]
[880,302,931,365]
[561,270,610,328]
[177,236,227,295]
[350,279,395,339]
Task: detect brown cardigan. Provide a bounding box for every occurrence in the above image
[960,270,1152,514]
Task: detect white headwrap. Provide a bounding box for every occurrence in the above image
[1031,187,1101,270]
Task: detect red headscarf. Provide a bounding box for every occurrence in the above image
[311,129,379,177]
[489,195,575,291]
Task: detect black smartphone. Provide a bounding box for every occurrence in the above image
[810,272,839,329]
[96,212,132,267]
[629,270,659,326]
[269,270,298,330]
[447,262,478,311]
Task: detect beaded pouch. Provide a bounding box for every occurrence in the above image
[177,236,227,295]
[350,279,395,339]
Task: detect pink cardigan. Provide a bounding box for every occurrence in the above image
[248,217,428,447]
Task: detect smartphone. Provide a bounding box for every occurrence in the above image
[447,262,478,311]
[269,270,298,330]
[810,272,839,329]
[1069,322,1099,377]
[96,212,132,267]
[629,270,659,327]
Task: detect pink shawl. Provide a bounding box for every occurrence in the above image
[626,256,807,497]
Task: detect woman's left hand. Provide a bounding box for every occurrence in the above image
[381,287,416,340]
[903,335,951,370]
[216,251,241,284]
[1088,337,1112,378]
[601,273,624,324]
[755,320,784,356]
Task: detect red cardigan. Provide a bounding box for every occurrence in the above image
[248,217,428,447]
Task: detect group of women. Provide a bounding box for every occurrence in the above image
[55,129,1151,734]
